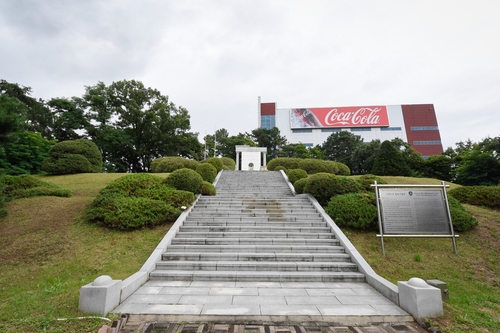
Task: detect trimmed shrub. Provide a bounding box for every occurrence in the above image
[164,168,204,194]
[357,174,388,192]
[220,157,236,170]
[448,196,478,232]
[297,159,330,174]
[304,173,362,206]
[267,158,301,171]
[205,157,223,172]
[2,174,72,198]
[87,196,180,230]
[287,169,308,184]
[201,181,216,196]
[448,186,500,210]
[274,166,287,173]
[196,163,218,183]
[42,139,102,174]
[151,156,200,173]
[335,162,351,176]
[294,178,308,194]
[325,193,378,230]
[86,173,194,230]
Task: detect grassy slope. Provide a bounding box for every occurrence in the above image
[0,174,498,332]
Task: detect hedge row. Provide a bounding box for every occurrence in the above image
[267,158,350,176]
[151,156,235,173]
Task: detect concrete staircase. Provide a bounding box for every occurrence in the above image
[149,171,365,282]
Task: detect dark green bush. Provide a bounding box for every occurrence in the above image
[274,166,287,173]
[86,173,194,230]
[42,139,102,174]
[196,163,218,183]
[287,169,308,184]
[151,156,200,173]
[267,158,301,171]
[88,196,180,230]
[448,196,478,232]
[164,168,204,194]
[220,157,236,170]
[201,181,216,196]
[304,173,362,206]
[297,159,330,174]
[205,157,223,172]
[335,162,351,176]
[2,174,72,198]
[325,193,378,230]
[357,174,388,192]
[294,178,308,194]
[448,186,500,209]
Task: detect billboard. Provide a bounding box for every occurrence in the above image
[288,106,389,129]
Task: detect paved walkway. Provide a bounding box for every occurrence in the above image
[114,280,412,324]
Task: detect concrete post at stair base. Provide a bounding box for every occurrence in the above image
[79,275,122,316]
[398,277,443,319]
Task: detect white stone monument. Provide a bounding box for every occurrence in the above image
[235,145,267,171]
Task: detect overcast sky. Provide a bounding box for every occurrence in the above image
[1,0,499,149]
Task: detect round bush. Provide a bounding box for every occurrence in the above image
[448,196,478,232]
[448,186,500,210]
[88,196,180,230]
[42,139,102,174]
[335,162,351,176]
[205,157,223,172]
[267,157,301,171]
[201,181,216,195]
[220,157,236,170]
[357,174,388,192]
[297,159,329,174]
[151,156,200,173]
[294,178,308,194]
[164,168,204,194]
[304,173,362,206]
[287,169,308,184]
[325,193,378,230]
[274,166,287,173]
[196,163,218,183]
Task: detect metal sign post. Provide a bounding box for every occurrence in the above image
[372,181,459,256]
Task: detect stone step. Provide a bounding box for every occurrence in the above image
[175,232,333,239]
[187,212,322,218]
[162,252,352,262]
[170,238,339,246]
[165,244,345,253]
[149,270,365,282]
[182,220,328,226]
[155,260,358,272]
[178,226,332,233]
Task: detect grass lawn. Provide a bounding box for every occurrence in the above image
[0,173,499,332]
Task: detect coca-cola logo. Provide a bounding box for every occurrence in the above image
[324,107,383,126]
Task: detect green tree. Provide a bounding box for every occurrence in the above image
[279,143,309,158]
[82,80,201,172]
[1,131,55,175]
[351,139,381,175]
[422,154,453,181]
[0,80,52,139]
[320,131,364,171]
[250,127,288,161]
[47,97,88,141]
[0,94,26,144]
[454,137,500,185]
[371,140,411,176]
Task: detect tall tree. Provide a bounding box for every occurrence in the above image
[351,139,381,175]
[47,97,88,141]
[82,80,201,172]
[250,127,288,161]
[371,140,411,176]
[320,131,364,171]
[0,80,52,139]
[454,136,500,185]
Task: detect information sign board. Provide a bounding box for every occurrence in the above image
[372,182,458,255]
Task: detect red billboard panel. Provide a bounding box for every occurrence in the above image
[289,106,389,129]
